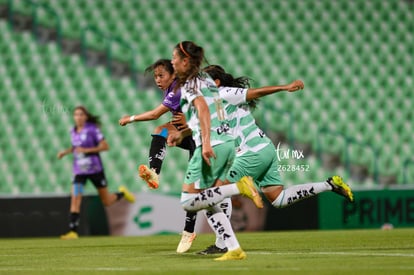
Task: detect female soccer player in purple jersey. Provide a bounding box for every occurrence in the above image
[118,59,198,253]
[58,106,135,240]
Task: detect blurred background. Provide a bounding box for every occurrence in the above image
[0,0,413,237]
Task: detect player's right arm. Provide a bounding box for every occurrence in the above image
[57,147,73,159]
[119,104,169,126]
[246,80,304,101]
[193,96,215,166]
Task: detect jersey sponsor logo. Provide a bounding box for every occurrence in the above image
[259,130,265,138]
[216,122,230,135]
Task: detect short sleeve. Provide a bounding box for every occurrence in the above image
[218,87,248,105]
[182,78,203,104]
[92,126,104,145]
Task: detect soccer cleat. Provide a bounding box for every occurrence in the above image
[197,245,228,255]
[118,185,135,203]
[176,231,197,253]
[214,247,247,261]
[60,231,79,240]
[327,176,354,202]
[138,164,159,189]
[236,176,263,208]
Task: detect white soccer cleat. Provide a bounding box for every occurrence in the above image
[176,231,196,253]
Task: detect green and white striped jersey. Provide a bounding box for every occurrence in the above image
[180,73,233,147]
[218,86,272,154]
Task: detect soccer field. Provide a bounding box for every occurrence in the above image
[0,229,413,274]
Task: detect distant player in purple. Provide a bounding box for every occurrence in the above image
[58,106,135,240]
[118,59,197,252]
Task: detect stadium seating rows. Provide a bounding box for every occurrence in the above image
[0,20,192,194]
[1,0,413,194]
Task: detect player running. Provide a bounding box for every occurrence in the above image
[58,106,135,240]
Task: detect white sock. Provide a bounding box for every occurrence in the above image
[208,212,240,251]
[204,198,232,249]
[180,184,239,212]
[272,181,331,208]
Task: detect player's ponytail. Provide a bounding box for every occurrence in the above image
[203,65,259,110]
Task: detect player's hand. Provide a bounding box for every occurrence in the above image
[167,132,183,147]
[57,151,66,159]
[119,115,132,126]
[286,80,304,92]
[202,143,216,166]
[171,112,187,130]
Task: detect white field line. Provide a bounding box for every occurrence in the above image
[250,251,414,257]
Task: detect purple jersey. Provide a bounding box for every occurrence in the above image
[70,122,104,175]
[162,80,182,114]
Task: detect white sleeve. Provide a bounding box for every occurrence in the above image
[218,87,248,105]
[182,78,203,104]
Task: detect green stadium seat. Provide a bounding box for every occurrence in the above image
[1,0,413,194]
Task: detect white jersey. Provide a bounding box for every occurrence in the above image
[218,86,272,154]
[180,73,233,147]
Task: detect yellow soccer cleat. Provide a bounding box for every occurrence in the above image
[328,176,354,202]
[176,231,197,253]
[214,247,247,261]
[236,176,263,208]
[119,185,136,203]
[139,165,159,189]
[60,231,78,240]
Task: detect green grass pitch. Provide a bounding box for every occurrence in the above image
[0,229,413,274]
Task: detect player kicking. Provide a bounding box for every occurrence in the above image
[195,65,353,254]
[167,41,264,261]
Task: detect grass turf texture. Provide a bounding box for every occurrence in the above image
[0,229,413,274]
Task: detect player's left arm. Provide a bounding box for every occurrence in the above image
[246,80,304,101]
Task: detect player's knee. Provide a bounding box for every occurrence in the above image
[73,183,84,196]
[101,198,111,207]
[180,192,197,211]
[271,190,287,209]
[152,127,168,138]
[262,186,284,208]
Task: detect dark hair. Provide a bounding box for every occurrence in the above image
[202,65,259,110]
[174,41,208,87]
[144,59,174,75]
[73,106,101,127]
[203,65,250,88]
